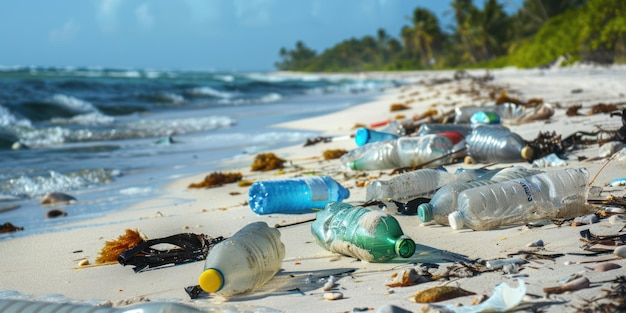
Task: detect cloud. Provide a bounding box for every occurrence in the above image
[49,20,80,43]
[97,0,122,33]
[135,3,155,30]
[183,0,220,24]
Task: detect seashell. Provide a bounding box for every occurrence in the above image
[592,263,622,272]
[573,214,598,225]
[543,277,590,295]
[323,292,343,300]
[40,192,77,205]
[413,286,476,303]
[322,280,335,291]
[605,207,626,214]
[386,268,429,287]
[608,214,626,225]
[77,259,90,267]
[526,239,544,247]
[614,246,626,258]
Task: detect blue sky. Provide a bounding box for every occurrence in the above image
[0,0,523,71]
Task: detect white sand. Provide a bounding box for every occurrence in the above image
[2,65,626,313]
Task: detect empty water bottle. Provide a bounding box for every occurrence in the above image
[311,202,416,262]
[416,123,472,138]
[470,111,501,127]
[248,176,350,214]
[0,299,204,313]
[465,126,534,163]
[341,134,454,171]
[418,166,547,224]
[365,167,479,202]
[449,168,593,231]
[198,222,285,296]
[354,127,399,146]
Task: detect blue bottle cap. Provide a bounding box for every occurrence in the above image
[354,128,371,146]
[417,203,433,222]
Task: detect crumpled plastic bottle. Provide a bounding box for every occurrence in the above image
[340,134,455,171]
[0,299,204,313]
[449,168,593,231]
[311,202,415,262]
[465,125,533,163]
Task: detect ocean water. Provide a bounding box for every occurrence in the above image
[0,67,404,240]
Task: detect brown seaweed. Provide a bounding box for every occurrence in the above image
[96,229,146,264]
[250,153,285,171]
[0,222,23,233]
[413,285,476,303]
[390,103,411,112]
[323,149,347,160]
[187,172,243,188]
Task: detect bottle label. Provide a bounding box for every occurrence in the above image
[518,179,540,202]
[305,177,329,201]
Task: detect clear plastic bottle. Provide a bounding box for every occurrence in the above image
[311,202,416,262]
[418,166,546,224]
[198,222,285,296]
[248,176,350,214]
[365,167,479,202]
[449,168,592,231]
[0,299,204,313]
[341,134,454,171]
[354,127,399,146]
[416,123,473,138]
[465,125,534,163]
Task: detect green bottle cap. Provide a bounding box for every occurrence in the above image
[395,236,416,258]
[417,203,433,222]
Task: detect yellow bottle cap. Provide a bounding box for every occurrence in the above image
[198,268,224,293]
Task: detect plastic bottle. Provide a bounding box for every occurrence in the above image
[417,166,546,224]
[449,168,592,231]
[311,202,416,262]
[454,103,525,124]
[354,127,399,146]
[416,123,473,138]
[365,167,479,202]
[379,118,419,136]
[341,134,454,171]
[198,222,285,296]
[470,111,501,127]
[248,176,350,215]
[0,299,204,313]
[465,125,533,163]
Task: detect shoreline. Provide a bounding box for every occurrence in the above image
[1,66,626,312]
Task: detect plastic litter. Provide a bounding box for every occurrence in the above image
[311,202,415,262]
[248,176,350,214]
[0,299,204,313]
[198,222,285,296]
[440,279,526,313]
[354,127,399,146]
[465,126,533,163]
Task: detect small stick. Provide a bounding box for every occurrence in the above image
[275,217,316,228]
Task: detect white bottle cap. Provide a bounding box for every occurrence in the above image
[448,212,464,230]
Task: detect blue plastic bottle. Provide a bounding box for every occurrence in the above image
[354,127,399,146]
[248,176,350,214]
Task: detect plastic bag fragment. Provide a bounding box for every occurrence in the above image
[441,279,526,313]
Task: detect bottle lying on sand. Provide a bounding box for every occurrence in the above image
[465,126,534,163]
[0,298,204,313]
[354,127,399,146]
[449,168,593,231]
[341,134,455,171]
[417,166,545,224]
[365,167,481,202]
[248,176,350,214]
[311,202,415,262]
[198,222,285,296]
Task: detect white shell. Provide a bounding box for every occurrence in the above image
[608,214,626,225]
[614,246,626,258]
[526,239,544,247]
[322,281,335,291]
[324,292,344,300]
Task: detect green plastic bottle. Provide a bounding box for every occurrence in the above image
[311,202,415,262]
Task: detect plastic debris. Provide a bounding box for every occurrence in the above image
[440,279,526,313]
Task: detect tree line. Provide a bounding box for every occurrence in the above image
[275,0,626,72]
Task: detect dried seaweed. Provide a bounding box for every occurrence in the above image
[96,229,146,264]
[390,103,411,112]
[250,153,285,171]
[323,149,347,160]
[304,136,333,147]
[413,285,476,303]
[187,172,243,188]
[118,233,225,272]
[0,222,23,233]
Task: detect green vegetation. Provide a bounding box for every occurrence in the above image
[275,0,626,72]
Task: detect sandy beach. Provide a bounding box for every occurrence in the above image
[2,65,626,313]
